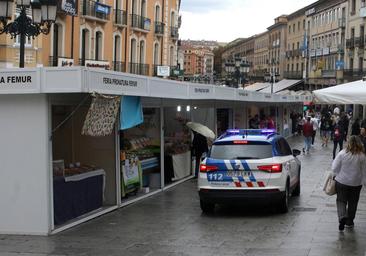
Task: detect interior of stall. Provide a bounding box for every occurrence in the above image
[216,108,233,137]
[119,106,161,203]
[50,93,118,229]
[163,100,193,185]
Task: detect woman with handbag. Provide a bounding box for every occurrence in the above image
[332,135,366,231]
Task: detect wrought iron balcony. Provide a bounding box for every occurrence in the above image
[129,62,150,76]
[112,61,126,72]
[114,9,127,26]
[154,21,164,35]
[346,38,355,49]
[130,14,151,31]
[82,0,111,21]
[170,26,179,38]
[338,17,346,28]
[321,70,336,78]
[343,69,365,80]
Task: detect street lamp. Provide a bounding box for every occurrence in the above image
[0,0,57,68]
[224,57,249,88]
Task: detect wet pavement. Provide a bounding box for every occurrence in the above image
[1,136,366,256]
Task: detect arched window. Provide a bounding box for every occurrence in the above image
[81,28,91,65]
[170,11,175,27]
[153,42,159,65]
[141,0,146,17]
[155,4,160,21]
[95,31,103,60]
[130,38,137,73]
[113,35,122,71]
[169,46,174,66]
[51,23,64,66]
[139,40,145,64]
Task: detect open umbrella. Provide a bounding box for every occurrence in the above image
[186,122,215,140]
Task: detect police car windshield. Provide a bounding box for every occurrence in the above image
[209,144,273,160]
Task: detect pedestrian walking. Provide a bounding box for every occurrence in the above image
[303,116,313,154]
[359,127,366,150]
[332,135,366,231]
[351,118,360,136]
[311,114,319,145]
[332,122,345,159]
[192,131,208,178]
[320,113,332,147]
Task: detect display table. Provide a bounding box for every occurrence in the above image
[172,151,191,180]
[53,169,105,226]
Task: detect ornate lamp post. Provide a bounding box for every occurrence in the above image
[0,0,57,67]
[224,57,249,88]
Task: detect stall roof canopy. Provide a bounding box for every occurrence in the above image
[244,82,270,91]
[259,79,302,93]
[0,67,311,103]
[313,80,366,104]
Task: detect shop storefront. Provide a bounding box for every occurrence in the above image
[0,67,311,235]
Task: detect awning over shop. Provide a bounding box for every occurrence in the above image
[313,80,366,104]
[259,79,302,93]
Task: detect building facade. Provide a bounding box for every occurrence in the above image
[344,0,366,82]
[0,0,181,77]
[285,9,307,80]
[253,31,269,81]
[267,15,288,80]
[305,0,348,90]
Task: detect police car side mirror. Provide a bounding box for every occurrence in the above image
[293,149,301,157]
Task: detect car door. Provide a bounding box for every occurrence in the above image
[277,138,298,188]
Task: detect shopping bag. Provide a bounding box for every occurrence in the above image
[323,171,336,196]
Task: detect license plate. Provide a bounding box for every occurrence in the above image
[227,170,252,178]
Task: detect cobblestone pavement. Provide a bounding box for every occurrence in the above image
[1,136,366,256]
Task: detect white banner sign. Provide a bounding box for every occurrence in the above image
[87,69,148,96]
[58,58,74,67]
[157,66,170,77]
[85,60,110,69]
[0,70,40,94]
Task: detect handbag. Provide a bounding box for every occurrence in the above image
[323,171,336,196]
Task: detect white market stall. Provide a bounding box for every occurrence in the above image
[313,80,366,104]
[0,67,310,235]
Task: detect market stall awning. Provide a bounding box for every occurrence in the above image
[243,82,270,91]
[259,79,302,93]
[313,80,366,104]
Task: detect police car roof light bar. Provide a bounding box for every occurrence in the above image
[225,129,276,136]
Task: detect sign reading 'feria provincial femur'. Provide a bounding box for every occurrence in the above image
[0,69,40,94]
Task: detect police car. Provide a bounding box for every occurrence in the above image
[198,129,301,213]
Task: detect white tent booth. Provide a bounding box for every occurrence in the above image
[313,79,366,104]
[0,67,310,235]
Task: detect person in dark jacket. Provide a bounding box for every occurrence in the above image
[303,117,313,154]
[333,121,345,159]
[192,131,208,177]
[351,118,360,136]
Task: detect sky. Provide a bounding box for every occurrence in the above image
[180,0,317,43]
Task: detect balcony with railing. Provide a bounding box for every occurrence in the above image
[82,0,111,21]
[112,61,125,72]
[354,37,365,48]
[321,70,336,78]
[129,62,150,76]
[293,49,302,57]
[114,9,127,26]
[170,26,179,38]
[130,14,151,31]
[346,38,355,49]
[284,71,302,79]
[154,21,164,35]
[343,69,365,81]
[338,17,346,28]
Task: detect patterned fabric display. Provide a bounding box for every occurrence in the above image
[82,94,121,136]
